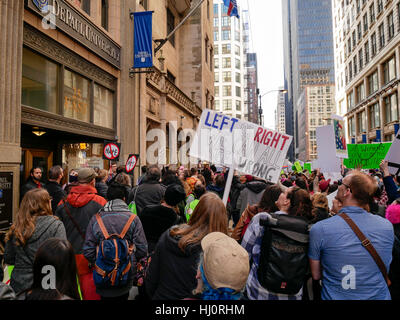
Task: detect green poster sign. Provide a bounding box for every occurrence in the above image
[343,143,392,169]
[294,161,303,172]
[304,163,312,173]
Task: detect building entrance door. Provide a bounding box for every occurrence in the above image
[22,149,53,183]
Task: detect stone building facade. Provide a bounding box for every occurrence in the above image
[336,0,400,144]
[0,0,213,228]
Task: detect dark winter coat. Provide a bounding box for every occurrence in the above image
[20,179,45,201]
[55,184,107,254]
[206,184,224,199]
[95,181,108,199]
[139,204,183,253]
[310,207,330,224]
[45,181,66,214]
[145,227,202,300]
[127,181,166,216]
[236,180,268,215]
[383,176,400,204]
[229,176,247,224]
[82,199,148,298]
[4,216,67,294]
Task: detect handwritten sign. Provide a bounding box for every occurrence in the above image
[103,142,121,161]
[343,143,392,169]
[125,154,138,173]
[189,109,293,183]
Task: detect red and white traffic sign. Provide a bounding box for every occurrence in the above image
[103,143,120,160]
[125,155,138,173]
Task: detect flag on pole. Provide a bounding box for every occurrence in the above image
[223,0,239,18]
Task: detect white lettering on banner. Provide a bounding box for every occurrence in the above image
[341,265,356,290]
[189,109,293,183]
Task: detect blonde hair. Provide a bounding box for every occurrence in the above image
[6,189,54,246]
[170,192,228,251]
[311,192,329,216]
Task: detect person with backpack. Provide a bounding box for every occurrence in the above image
[241,186,313,300]
[309,171,394,300]
[145,193,228,300]
[83,182,148,300]
[4,189,67,295]
[231,185,282,244]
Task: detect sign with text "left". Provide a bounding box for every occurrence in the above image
[189,109,293,183]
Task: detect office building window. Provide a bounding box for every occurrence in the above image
[222,71,231,82]
[101,0,108,30]
[369,102,380,129]
[371,32,377,56]
[222,44,231,54]
[352,30,356,47]
[214,4,218,16]
[378,23,385,48]
[214,31,219,41]
[388,11,395,40]
[222,16,230,27]
[349,61,353,79]
[349,116,356,136]
[236,100,241,111]
[385,93,399,123]
[365,41,370,63]
[215,100,220,110]
[363,14,368,33]
[235,45,240,56]
[223,85,231,96]
[215,86,219,97]
[235,86,241,97]
[213,17,219,27]
[222,57,231,68]
[356,82,365,103]
[357,23,362,41]
[64,69,91,123]
[215,57,219,69]
[359,48,363,70]
[357,110,367,133]
[377,0,383,14]
[353,56,357,75]
[223,99,232,111]
[167,8,175,46]
[94,83,114,129]
[383,56,396,84]
[235,58,240,69]
[370,3,375,23]
[368,70,379,94]
[347,91,354,109]
[215,72,219,83]
[222,30,230,40]
[235,72,241,83]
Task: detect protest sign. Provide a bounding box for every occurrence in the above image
[304,163,312,173]
[189,109,293,184]
[103,141,121,161]
[125,154,139,173]
[332,115,348,159]
[327,190,338,211]
[385,129,400,176]
[316,125,341,174]
[294,161,303,172]
[343,143,392,169]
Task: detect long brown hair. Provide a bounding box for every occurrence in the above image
[170,192,228,251]
[311,192,329,217]
[6,188,54,246]
[287,187,313,220]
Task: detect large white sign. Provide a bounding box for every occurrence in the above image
[385,129,400,176]
[189,109,293,183]
[316,125,341,174]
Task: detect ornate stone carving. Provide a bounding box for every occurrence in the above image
[23,23,116,90]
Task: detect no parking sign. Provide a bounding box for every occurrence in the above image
[126,154,139,173]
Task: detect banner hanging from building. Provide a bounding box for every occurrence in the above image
[133,11,153,69]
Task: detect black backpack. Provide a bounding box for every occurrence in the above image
[257,213,311,295]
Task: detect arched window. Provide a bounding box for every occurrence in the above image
[101,0,109,31]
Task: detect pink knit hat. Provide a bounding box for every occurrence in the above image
[386,204,400,225]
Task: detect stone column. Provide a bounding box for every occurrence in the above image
[0,0,24,223]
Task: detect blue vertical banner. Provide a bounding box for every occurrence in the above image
[351,137,356,144]
[376,129,381,142]
[362,134,367,144]
[395,123,400,136]
[133,11,153,69]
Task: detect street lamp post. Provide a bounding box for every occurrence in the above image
[257,89,287,126]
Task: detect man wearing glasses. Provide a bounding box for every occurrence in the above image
[308,171,394,300]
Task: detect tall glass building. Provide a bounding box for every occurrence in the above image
[282,0,336,161]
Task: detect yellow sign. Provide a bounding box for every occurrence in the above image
[64,88,88,115]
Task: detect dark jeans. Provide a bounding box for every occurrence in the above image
[100,293,129,301]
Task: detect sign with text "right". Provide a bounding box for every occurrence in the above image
[189,109,293,183]
[343,143,392,169]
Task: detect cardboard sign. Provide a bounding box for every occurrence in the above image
[189,109,293,183]
[316,125,341,174]
[125,154,139,173]
[294,161,303,172]
[332,115,348,159]
[103,141,121,161]
[343,143,392,169]
[385,129,400,175]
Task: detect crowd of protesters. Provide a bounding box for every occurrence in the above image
[0,159,399,301]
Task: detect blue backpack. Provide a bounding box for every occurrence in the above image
[93,213,136,289]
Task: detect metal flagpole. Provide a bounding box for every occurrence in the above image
[154,0,206,54]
